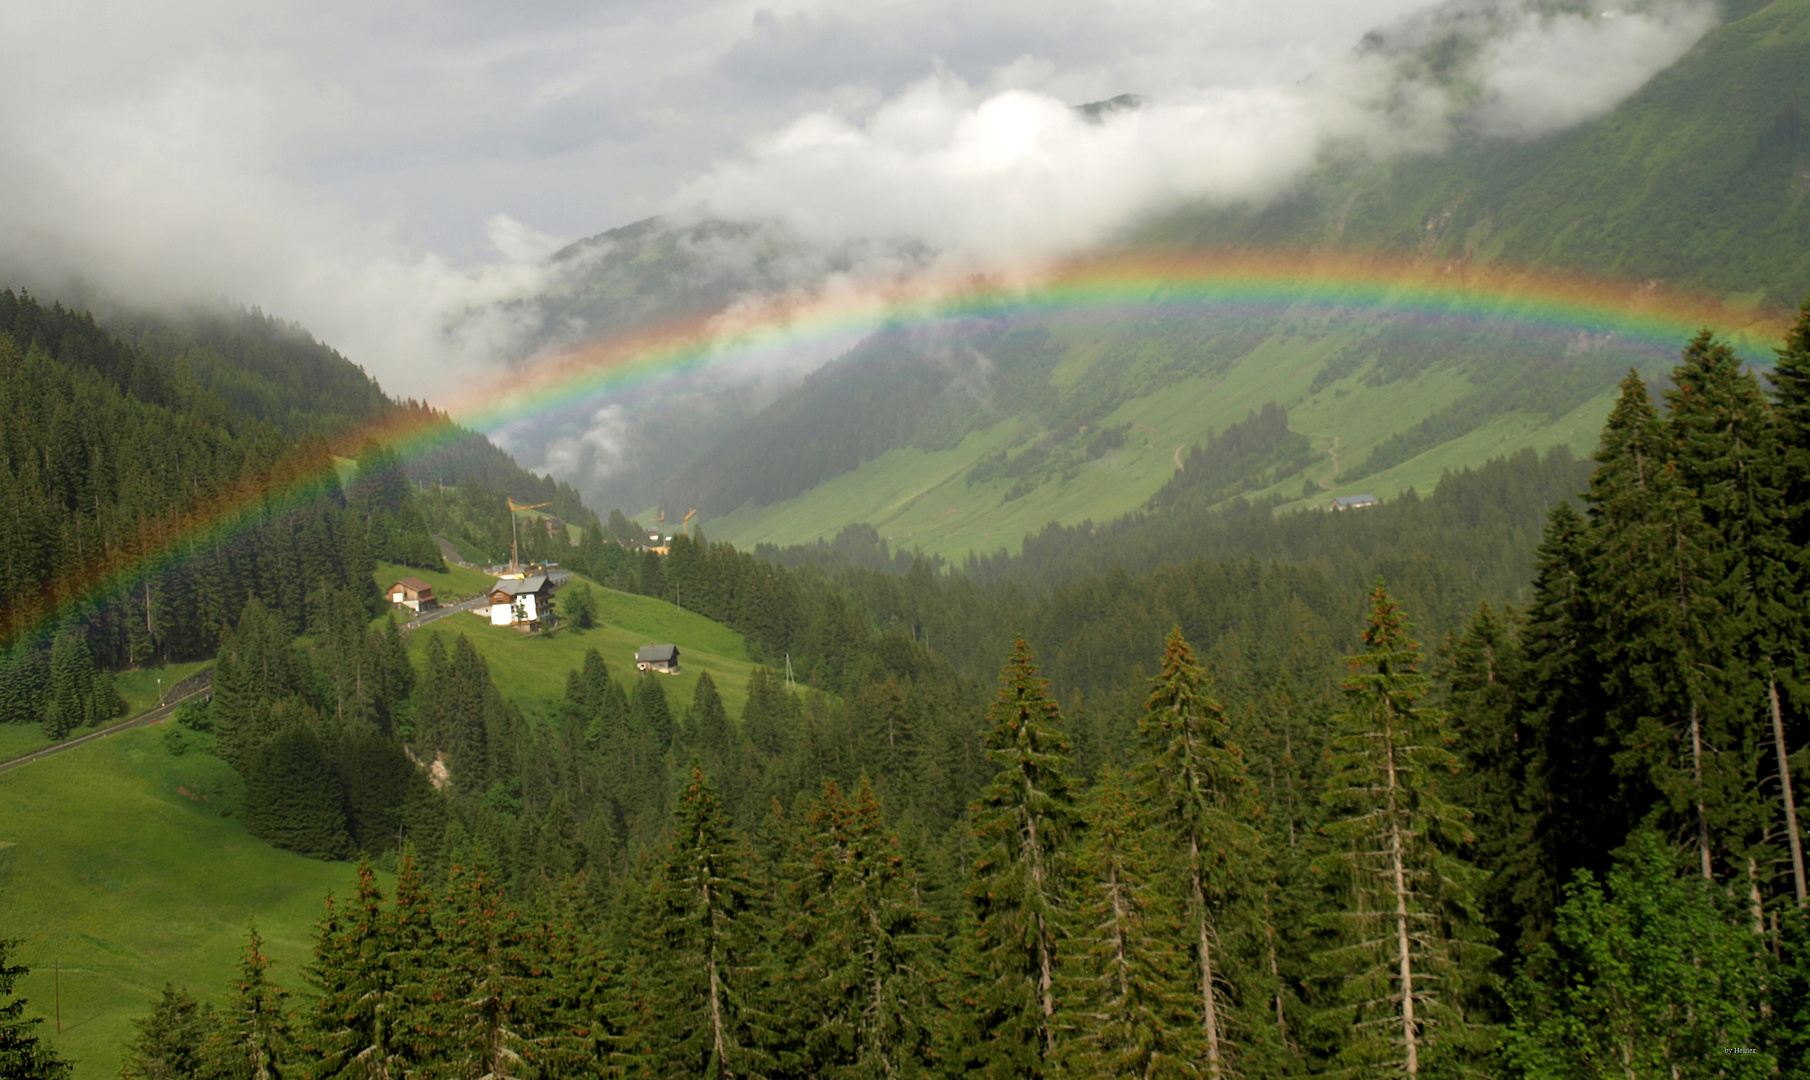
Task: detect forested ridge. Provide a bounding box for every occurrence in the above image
[5,293,1810,1076]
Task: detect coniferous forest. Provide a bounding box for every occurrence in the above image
[5,296,1810,1078]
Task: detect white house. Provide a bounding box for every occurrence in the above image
[488,574,554,631]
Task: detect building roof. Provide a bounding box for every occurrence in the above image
[490,574,550,596]
[1332,494,1380,509]
[393,577,435,594]
[636,644,679,663]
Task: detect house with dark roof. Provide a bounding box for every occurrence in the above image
[387,577,438,612]
[1330,494,1380,511]
[636,643,680,674]
[488,574,555,631]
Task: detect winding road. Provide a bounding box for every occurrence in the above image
[0,686,210,775]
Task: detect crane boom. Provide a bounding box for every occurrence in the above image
[506,499,554,574]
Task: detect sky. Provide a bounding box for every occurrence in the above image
[0,0,1718,401]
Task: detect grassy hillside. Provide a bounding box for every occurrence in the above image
[403,575,760,724]
[0,727,359,1079]
[372,558,496,601]
[701,313,1639,558]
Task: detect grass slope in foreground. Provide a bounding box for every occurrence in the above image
[0,726,360,1080]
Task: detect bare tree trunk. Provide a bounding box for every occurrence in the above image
[703,879,731,1079]
[1389,811,1419,1076]
[1190,834,1224,1078]
[1025,811,1057,1054]
[1383,730,1419,1077]
[1267,924,1288,1042]
[1689,699,1712,881]
[1769,675,1807,904]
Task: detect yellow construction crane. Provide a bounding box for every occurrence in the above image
[506,498,552,574]
[681,508,698,535]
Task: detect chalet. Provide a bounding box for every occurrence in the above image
[636,644,680,674]
[489,574,555,631]
[387,577,438,612]
[544,516,565,537]
[1331,494,1380,512]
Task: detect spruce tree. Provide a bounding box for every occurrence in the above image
[1440,603,1542,965]
[1666,330,1802,905]
[217,925,295,1080]
[1766,298,1810,906]
[1588,369,1725,881]
[431,858,536,1080]
[1055,767,1199,1079]
[1312,585,1496,1077]
[242,724,352,861]
[298,865,403,1080]
[1135,628,1266,1078]
[121,984,217,1080]
[1518,501,1615,935]
[960,637,1078,1079]
[650,766,766,1078]
[0,930,70,1080]
[793,778,940,1079]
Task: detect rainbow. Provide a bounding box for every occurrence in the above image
[10,248,1795,653]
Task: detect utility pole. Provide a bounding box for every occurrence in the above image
[54,956,60,1032]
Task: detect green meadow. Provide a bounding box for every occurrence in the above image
[0,726,360,1080]
[372,558,498,601]
[401,575,760,724]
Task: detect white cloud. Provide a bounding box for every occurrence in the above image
[670,0,1718,265]
[1475,2,1717,138]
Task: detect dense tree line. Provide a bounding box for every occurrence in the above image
[1145,401,1315,512]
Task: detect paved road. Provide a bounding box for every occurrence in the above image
[0,687,210,776]
[399,595,487,631]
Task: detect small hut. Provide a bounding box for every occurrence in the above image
[636,644,681,674]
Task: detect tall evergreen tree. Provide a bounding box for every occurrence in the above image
[649,766,766,1078]
[1588,369,1725,881]
[1440,603,1543,966]
[298,865,405,1080]
[1312,585,1496,1077]
[430,858,536,1080]
[1518,501,1615,939]
[1766,299,1810,906]
[1666,330,1801,904]
[959,638,1078,1079]
[121,984,217,1080]
[1055,767,1200,1079]
[217,925,295,1080]
[1135,628,1267,1077]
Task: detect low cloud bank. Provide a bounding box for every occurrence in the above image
[675,0,1717,265]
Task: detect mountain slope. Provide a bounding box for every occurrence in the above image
[653,1,1808,556]
[1143,0,1810,305]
